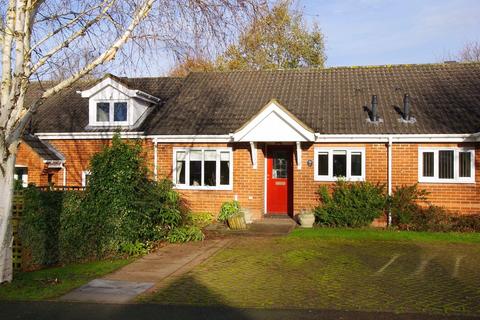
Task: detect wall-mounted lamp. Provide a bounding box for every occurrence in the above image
[307,160,313,167]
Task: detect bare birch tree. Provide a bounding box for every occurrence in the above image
[459,41,480,63]
[0,0,264,283]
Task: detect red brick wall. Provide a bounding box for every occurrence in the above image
[16,139,480,217]
[16,142,48,186]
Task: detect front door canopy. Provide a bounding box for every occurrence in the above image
[231,99,316,142]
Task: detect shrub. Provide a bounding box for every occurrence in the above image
[389,184,428,229]
[452,214,480,232]
[218,200,241,222]
[187,212,214,228]
[119,241,149,256]
[314,180,386,227]
[19,187,64,267]
[167,226,205,243]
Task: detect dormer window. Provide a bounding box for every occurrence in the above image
[95,101,128,124]
[80,75,161,128]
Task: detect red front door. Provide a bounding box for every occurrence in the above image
[267,146,293,215]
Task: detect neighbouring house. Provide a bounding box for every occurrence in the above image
[16,63,480,220]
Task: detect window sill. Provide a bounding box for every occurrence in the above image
[173,185,233,191]
[418,179,475,184]
[314,176,365,182]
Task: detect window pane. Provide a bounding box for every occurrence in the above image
[459,152,472,178]
[220,152,230,185]
[317,153,328,176]
[351,152,362,176]
[176,151,186,184]
[439,150,454,179]
[114,102,127,121]
[189,151,202,186]
[333,151,347,177]
[422,152,434,177]
[273,151,288,178]
[204,151,216,186]
[96,102,109,122]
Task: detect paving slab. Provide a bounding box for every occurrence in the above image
[59,279,154,304]
[60,239,232,304]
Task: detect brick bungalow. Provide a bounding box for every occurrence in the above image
[16,63,480,220]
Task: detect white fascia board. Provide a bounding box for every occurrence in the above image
[34,132,480,143]
[79,77,160,103]
[35,132,145,140]
[151,135,232,143]
[314,134,479,143]
[233,101,315,142]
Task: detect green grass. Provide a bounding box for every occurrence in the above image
[146,230,480,315]
[289,227,480,243]
[0,258,132,301]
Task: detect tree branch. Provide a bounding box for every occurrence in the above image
[29,0,116,76]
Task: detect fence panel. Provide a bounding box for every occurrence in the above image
[12,191,23,270]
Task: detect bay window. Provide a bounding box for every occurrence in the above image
[418,148,475,183]
[173,148,233,190]
[314,147,366,181]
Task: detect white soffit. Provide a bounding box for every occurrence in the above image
[232,100,315,142]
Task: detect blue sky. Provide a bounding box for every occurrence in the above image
[301,0,480,67]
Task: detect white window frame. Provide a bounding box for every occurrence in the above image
[81,170,91,187]
[418,147,475,184]
[314,147,366,182]
[94,100,129,125]
[14,165,28,187]
[172,147,233,190]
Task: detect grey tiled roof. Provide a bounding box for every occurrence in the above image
[22,134,64,161]
[29,76,184,133]
[146,63,480,135]
[28,63,480,135]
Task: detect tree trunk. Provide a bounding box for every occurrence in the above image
[0,150,16,283]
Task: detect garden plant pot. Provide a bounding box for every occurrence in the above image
[298,213,315,228]
[227,214,247,230]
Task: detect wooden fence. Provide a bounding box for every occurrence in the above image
[12,191,23,270]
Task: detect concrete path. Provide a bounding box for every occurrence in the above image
[206,217,297,237]
[2,301,478,320]
[60,239,231,304]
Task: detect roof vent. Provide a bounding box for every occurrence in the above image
[403,94,410,121]
[397,93,416,124]
[444,60,457,64]
[371,95,379,121]
[366,95,383,124]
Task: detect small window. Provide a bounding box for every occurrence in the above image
[459,152,472,178]
[314,148,365,181]
[189,150,202,186]
[333,151,347,177]
[351,152,362,177]
[173,148,233,190]
[422,152,434,177]
[273,151,288,178]
[175,151,186,184]
[14,167,28,188]
[114,102,128,122]
[419,148,475,183]
[438,150,454,179]
[220,152,230,185]
[82,170,91,187]
[96,102,110,122]
[204,150,217,186]
[317,152,329,176]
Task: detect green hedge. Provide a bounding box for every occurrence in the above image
[20,135,191,266]
[314,180,386,227]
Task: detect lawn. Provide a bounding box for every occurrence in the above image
[147,228,480,316]
[0,258,132,300]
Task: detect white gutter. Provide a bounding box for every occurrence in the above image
[153,140,158,181]
[34,132,480,142]
[36,132,145,140]
[387,136,393,227]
